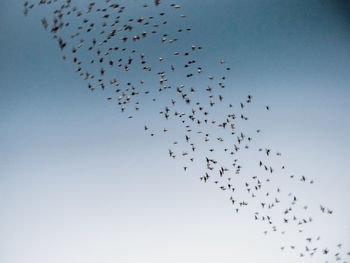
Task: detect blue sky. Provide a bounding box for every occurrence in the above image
[1,0,350,262]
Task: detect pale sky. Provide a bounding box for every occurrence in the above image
[1,0,350,262]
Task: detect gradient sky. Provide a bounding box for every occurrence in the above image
[1,0,350,263]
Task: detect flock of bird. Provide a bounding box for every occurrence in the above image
[24,0,349,262]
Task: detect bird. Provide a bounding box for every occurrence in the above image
[22,1,349,262]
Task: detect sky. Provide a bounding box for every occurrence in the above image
[1,0,350,263]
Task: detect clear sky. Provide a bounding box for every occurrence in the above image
[1,0,350,263]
